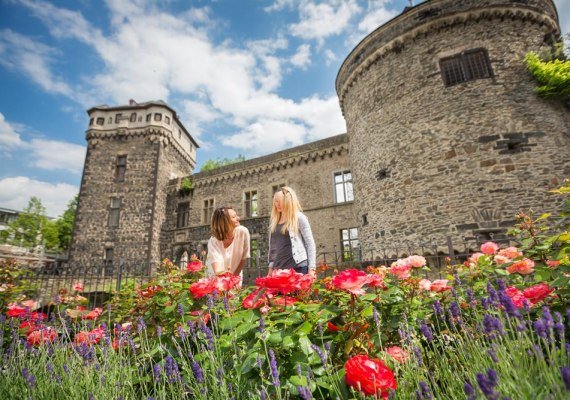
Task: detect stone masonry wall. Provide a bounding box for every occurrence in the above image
[338,0,569,254]
[162,134,359,270]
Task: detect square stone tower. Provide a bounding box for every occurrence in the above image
[68,100,198,270]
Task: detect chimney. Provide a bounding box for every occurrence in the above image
[129,99,137,106]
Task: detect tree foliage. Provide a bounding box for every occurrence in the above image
[525,36,570,103]
[56,195,78,251]
[200,154,246,172]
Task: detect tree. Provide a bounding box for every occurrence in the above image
[200,154,246,172]
[6,197,48,249]
[56,195,77,252]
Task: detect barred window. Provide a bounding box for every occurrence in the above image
[115,155,127,182]
[115,113,122,123]
[96,117,105,125]
[130,113,137,122]
[154,113,162,122]
[439,48,493,87]
[108,197,121,228]
[334,171,354,203]
[146,113,152,122]
[203,198,214,224]
[177,202,190,228]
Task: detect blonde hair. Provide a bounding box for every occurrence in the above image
[211,206,234,241]
[270,186,302,235]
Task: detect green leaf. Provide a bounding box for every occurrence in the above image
[296,321,313,335]
[298,335,314,356]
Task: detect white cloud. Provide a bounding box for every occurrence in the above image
[0,112,85,174]
[289,0,362,43]
[29,139,86,174]
[0,112,23,149]
[264,0,296,13]
[324,49,337,66]
[357,3,397,35]
[0,29,75,99]
[222,119,307,155]
[12,0,347,156]
[291,44,311,69]
[0,176,77,217]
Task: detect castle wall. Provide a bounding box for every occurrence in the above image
[337,0,569,253]
[162,134,359,271]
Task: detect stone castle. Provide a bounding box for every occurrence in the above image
[69,0,569,273]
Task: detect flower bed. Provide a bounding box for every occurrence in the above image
[1,185,569,399]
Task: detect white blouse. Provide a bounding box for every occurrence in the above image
[205,225,250,277]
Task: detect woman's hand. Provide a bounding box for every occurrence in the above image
[308,269,316,278]
[267,267,274,277]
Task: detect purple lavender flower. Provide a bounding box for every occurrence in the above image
[466,289,475,305]
[22,367,36,388]
[487,283,498,303]
[449,301,461,319]
[259,316,265,335]
[157,326,162,338]
[324,341,331,352]
[419,321,434,342]
[310,344,327,365]
[257,355,263,371]
[200,323,214,351]
[137,317,146,333]
[481,297,490,310]
[177,326,186,339]
[188,352,204,384]
[260,388,268,400]
[223,296,230,312]
[317,323,324,337]
[542,307,554,328]
[206,295,214,310]
[496,278,506,291]
[433,300,444,317]
[165,356,181,383]
[217,367,223,383]
[296,364,303,377]
[298,385,312,400]
[153,363,162,381]
[419,381,432,399]
[560,366,570,391]
[476,369,499,400]
[413,346,423,366]
[268,349,280,387]
[487,348,499,363]
[177,303,184,317]
[533,319,549,341]
[554,312,565,339]
[497,290,521,319]
[483,314,504,338]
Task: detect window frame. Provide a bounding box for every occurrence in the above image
[176,202,190,228]
[244,190,258,218]
[202,198,214,224]
[340,227,360,262]
[439,48,493,87]
[115,155,127,183]
[108,197,121,228]
[333,170,354,203]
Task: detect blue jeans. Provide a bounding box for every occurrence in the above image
[293,260,308,274]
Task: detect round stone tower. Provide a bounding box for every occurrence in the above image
[336,0,569,252]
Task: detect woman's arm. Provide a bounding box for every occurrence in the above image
[299,213,316,272]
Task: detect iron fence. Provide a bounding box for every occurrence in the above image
[22,234,519,306]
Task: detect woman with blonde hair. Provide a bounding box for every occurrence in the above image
[206,206,250,279]
[268,186,316,276]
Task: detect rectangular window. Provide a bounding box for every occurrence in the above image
[250,238,258,270]
[89,118,94,126]
[104,247,114,275]
[244,190,258,217]
[130,113,137,122]
[115,155,127,182]
[177,202,190,228]
[146,113,152,122]
[203,198,214,224]
[440,48,493,87]
[334,171,354,203]
[154,113,162,122]
[271,183,286,193]
[96,117,105,125]
[165,116,171,125]
[341,228,360,262]
[108,197,121,228]
[115,113,122,123]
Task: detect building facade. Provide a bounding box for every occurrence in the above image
[69,0,569,274]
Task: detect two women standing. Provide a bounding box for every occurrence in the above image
[205,186,315,277]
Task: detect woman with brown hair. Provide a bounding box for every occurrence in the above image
[205,206,250,279]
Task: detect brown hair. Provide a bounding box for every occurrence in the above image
[211,206,234,241]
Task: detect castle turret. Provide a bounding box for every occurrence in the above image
[336,0,569,251]
[69,100,198,269]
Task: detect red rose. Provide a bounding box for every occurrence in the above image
[345,354,397,398]
[505,286,525,308]
[242,288,268,309]
[140,285,162,298]
[27,328,57,346]
[82,307,103,320]
[186,258,203,272]
[429,279,451,293]
[293,274,315,291]
[367,274,385,288]
[327,321,340,332]
[331,269,371,295]
[189,310,211,325]
[189,278,216,299]
[255,269,304,295]
[19,321,40,335]
[6,306,26,319]
[270,296,299,306]
[214,272,241,292]
[523,283,553,305]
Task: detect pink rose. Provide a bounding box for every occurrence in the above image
[367,274,386,288]
[546,260,560,268]
[506,258,535,275]
[386,346,409,363]
[214,272,241,292]
[481,242,499,255]
[468,252,485,267]
[331,269,371,295]
[418,279,432,291]
[493,255,511,265]
[189,278,217,298]
[73,282,84,292]
[388,262,411,279]
[430,279,451,293]
[505,286,525,308]
[407,255,426,268]
[497,247,522,260]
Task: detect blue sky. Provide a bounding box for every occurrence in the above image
[0,0,569,217]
